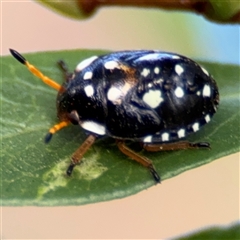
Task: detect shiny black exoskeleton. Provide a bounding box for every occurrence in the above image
[57,51,219,143]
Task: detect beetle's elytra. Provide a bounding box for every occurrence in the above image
[10,49,219,183]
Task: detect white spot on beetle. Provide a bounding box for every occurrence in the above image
[141,68,150,77]
[81,121,106,135]
[148,83,153,88]
[70,88,76,95]
[107,87,122,102]
[203,84,211,97]
[196,90,201,96]
[175,64,184,75]
[83,71,93,80]
[161,132,169,142]
[172,55,180,59]
[107,82,135,105]
[75,56,98,72]
[177,128,185,138]
[192,122,199,132]
[154,67,160,74]
[143,89,163,108]
[84,85,94,97]
[174,86,184,98]
[205,114,211,123]
[143,135,152,143]
[156,78,164,84]
[201,66,209,76]
[71,73,75,80]
[137,53,160,61]
[104,60,119,70]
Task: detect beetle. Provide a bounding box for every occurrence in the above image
[9,49,219,183]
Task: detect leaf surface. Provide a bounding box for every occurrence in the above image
[176,222,240,240]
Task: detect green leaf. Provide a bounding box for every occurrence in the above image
[38,1,91,20]
[176,222,240,240]
[209,0,240,20]
[1,50,239,206]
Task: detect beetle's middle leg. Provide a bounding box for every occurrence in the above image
[116,140,161,183]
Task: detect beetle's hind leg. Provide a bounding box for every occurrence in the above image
[58,60,73,82]
[143,141,210,152]
[116,140,161,183]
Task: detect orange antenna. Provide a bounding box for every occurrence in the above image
[45,121,70,143]
[10,49,69,142]
[9,49,61,91]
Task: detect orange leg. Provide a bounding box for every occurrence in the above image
[67,134,97,176]
[116,140,210,183]
[143,141,210,152]
[116,140,161,183]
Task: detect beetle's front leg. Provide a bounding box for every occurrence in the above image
[66,134,97,176]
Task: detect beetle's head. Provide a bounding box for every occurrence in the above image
[56,83,81,126]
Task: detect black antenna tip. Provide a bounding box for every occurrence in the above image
[45,132,53,143]
[9,48,26,65]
